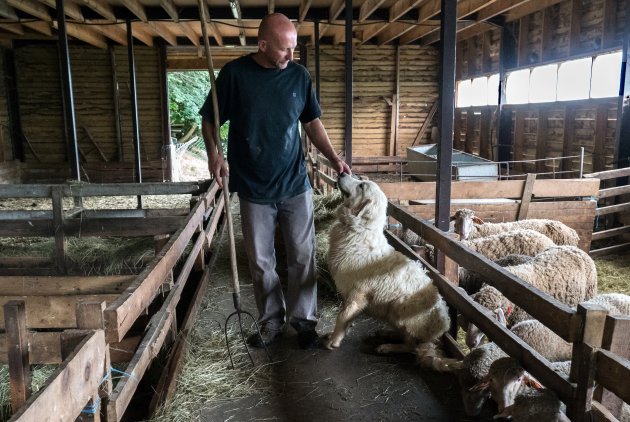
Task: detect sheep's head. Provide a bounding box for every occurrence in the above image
[450,208,484,240]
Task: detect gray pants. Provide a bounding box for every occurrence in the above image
[239,190,317,333]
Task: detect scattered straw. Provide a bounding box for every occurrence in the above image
[0,365,56,421]
[595,252,630,295]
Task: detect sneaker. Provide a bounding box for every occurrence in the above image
[297,329,321,350]
[247,326,282,348]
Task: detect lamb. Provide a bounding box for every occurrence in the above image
[459,254,533,295]
[452,208,580,246]
[465,245,598,348]
[457,342,508,417]
[461,229,556,261]
[509,319,572,362]
[582,293,630,316]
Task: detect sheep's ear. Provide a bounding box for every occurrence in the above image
[494,308,507,326]
[449,215,457,222]
[470,377,490,392]
[523,374,543,389]
[473,216,484,224]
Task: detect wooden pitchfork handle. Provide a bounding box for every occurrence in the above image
[198,1,241,301]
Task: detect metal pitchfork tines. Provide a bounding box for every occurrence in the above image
[198,0,271,368]
[224,292,272,369]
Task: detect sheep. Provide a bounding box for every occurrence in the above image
[510,319,572,362]
[461,229,556,261]
[457,342,508,417]
[582,293,630,316]
[459,254,533,295]
[465,245,598,348]
[452,208,580,246]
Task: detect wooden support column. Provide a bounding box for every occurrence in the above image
[535,108,549,173]
[109,46,123,162]
[613,0,630,172]
[517,15,529,67]
[561,105,576,177]
[158,40,172,182]
[465,108,475,154]
[127,20,143,209]
[3,49,24,161]
[314,14,321,103]
[76,300,112,419]
[517,173,536,220]
[344,0,353,167]
[479,108,491,159]
[513,110,525,172]
[569,0,582,56]
[541,8,553,62]
[435,0,457,280]
[497,22,517,165]
[593,104,609,172]
[568,303,608,422]
[5,300,31,414]
[51,185,66,274]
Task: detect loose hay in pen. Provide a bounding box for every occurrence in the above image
[0,365,56,421]
[595,252,630,295]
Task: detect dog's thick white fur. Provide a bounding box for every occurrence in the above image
[325,173,459,372]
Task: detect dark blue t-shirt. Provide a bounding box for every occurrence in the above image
[199,54,321,203]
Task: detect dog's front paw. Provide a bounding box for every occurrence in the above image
[323,332,340,350]
[375,344,394,354]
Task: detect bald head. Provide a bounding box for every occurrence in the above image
[255,13,297,69]
[258,13,296,42]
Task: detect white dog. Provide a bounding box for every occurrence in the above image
[325,173,460,372]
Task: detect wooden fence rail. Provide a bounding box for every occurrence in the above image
[584,166,630,256]
[314,170,628,421]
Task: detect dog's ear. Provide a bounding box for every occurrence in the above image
[472,216,484,224]
[354,198,374,219]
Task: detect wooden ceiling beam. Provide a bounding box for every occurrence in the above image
[180,21,199,46]
[0,23,24,35]
[358,0,386,22]
[505,0,564,22]
[8,0,51,21]
[149,21,176,46]
[129,23,154,46]
[121,0,147,22]
[475,0,530,21]
[52,21,108,48]
[90,21,127,45]
[329,0,345,21]
[200,2,223,47]
[159,0,178,22]
[38,0,83,21]
[299,0,312,23]
[74,0,116,21]
[0,4,18,20]
[22,20,52,35]
[359,21,388,43]
[377,20,415,45]
[389,0,424,22]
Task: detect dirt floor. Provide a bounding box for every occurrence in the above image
[152,199,495,422]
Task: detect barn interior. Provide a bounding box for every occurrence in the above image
[0,0,629,421]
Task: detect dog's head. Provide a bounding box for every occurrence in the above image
[336,172,388,229]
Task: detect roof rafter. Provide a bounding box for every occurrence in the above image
[8,0,51,21]
[359,0,386,22]
[377,20,415,45]
[0,3,19,19]
[73,0,116,21]
[505,0,564,22]
[121,0,147,22]
[180,21,199,46]
[298,0,311,23]
[89,21,128,45]
[149,21,177,46]
[361,0,423,44]
[0,23,24,35]
[128,22,154,46]
[159,0,178,22]
[38,0,83,21]
[52,21,108,48]
[200,1,223,47]
[22,20,52,35]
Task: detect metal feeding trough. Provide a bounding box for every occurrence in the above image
[406,144,498,181]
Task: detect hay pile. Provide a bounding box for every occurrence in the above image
[313,191,343,298]
[595,252,630,295]
[0,365,56,421]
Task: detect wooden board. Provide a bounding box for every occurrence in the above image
[0,295,118,329]
[0,275,133,296]
[10,330,106,421]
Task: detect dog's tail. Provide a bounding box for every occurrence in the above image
[416,342,463,373]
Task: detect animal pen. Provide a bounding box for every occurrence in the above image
[0,180,227,421]
[309,156,630,422]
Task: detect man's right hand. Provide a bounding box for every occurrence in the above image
[209,154,228,187]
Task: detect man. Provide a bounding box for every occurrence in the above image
[200,13,350,350]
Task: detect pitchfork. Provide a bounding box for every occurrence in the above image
[198,1,271,368]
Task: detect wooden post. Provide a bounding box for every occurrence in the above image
[568,303,608,422]
[155,234,174,293]
[51,185,66,274]
[517,173,536,220]
[193,222,206,272]
[4,300,31,414]
[594,316,630,419]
